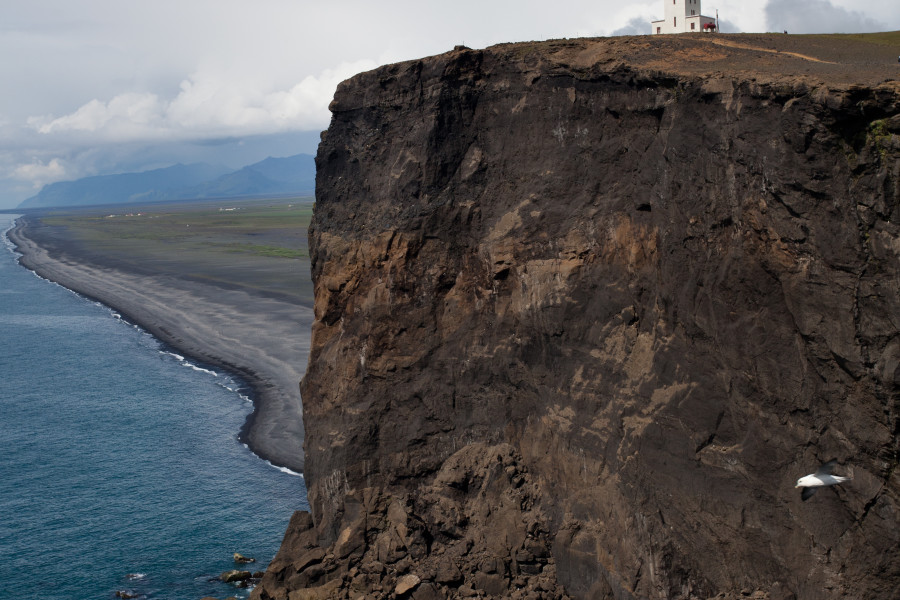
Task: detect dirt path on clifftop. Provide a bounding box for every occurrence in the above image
[704,37,838,65]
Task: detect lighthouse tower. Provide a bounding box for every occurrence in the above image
[651,0,717,34]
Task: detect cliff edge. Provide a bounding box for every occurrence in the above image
[254,33,900,600]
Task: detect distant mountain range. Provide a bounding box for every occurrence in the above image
[17,153,316,209]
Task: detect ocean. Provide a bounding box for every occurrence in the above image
[0,214,308,600]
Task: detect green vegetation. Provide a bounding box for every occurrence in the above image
[867,119,894,163]
[41,199,312,248]
[815,31,900,49]
[34,197,315,304]
[223,243,309,259]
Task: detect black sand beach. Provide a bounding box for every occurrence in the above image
[7,212,310,473]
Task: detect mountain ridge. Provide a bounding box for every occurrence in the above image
[17,153,315,209]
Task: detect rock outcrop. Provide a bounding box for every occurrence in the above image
[254,34,900,599]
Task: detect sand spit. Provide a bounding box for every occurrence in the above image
[8,217,309,473]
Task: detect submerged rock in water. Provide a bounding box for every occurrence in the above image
[233,552,256,564]
[220,569,252,583]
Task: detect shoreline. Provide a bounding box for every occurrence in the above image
[7,216,309,474]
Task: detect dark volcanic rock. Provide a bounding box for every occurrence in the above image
[234,552,257,564]
[220,570,253,584]
[254,35,900,600]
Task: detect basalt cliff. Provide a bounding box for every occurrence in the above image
[253,34,900,600]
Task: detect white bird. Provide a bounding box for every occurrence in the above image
[795,459,851,501]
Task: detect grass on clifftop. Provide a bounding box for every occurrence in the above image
[820,31,900,48]
[35,197,315,305]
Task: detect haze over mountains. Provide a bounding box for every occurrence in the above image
[17,154,315,209]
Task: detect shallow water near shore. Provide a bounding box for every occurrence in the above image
[0,214,307,600]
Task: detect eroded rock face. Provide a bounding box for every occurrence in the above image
[254,36,900,600]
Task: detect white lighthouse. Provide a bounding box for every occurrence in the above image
[651,0,717,34]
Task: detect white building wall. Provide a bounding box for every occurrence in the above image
[651,0,716,34]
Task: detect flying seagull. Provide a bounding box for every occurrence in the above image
[795,459,851,501]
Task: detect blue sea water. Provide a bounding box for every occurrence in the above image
[0,214,308,600]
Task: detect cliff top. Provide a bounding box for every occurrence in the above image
[483,31,900,90]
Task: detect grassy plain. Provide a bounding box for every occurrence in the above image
[28,196,315,305]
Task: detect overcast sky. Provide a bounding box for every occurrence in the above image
[1,0,898,207]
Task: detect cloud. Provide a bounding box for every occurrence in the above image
[715,18,742,34]
[11,158,68,189]
[612,17,653,36]
[603,2,660,36]
[765,0,881,33]
[30,93,165,136]
[27,60,377,144]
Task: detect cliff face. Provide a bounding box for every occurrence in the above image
[254,35,900,600]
